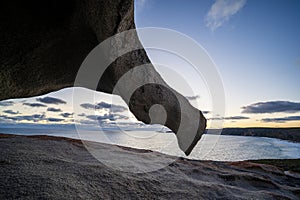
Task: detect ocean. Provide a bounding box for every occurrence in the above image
[0,123,299,161]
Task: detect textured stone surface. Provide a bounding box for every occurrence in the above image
[0,134,299,200]
[0,0,206,154]
[0,0,133,99]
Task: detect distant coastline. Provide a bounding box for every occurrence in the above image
[213,127,300,143]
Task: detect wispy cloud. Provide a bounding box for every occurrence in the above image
[23,103,47,107]
[47,118,65,122]
[60,112,73,118]
[37,97,66,105]
[80,102,127,113]
[242,101,300,114]
[224,116,249,120]
[97,102,127,113]
[0,114,46,122]
[209,115,249,120]
[47,107,62,112]
[262,116,300,123]
[3,110,19,115]
[205,0,246,31]
[0,113,68,123]
[0,101,14,106]
[86,113,128,122]
[80,103,95,110]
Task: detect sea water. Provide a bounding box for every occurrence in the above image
[0,124,299,161]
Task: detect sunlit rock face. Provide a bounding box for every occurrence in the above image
[0,0,206,155]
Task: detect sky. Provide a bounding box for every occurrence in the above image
[0,0,300,128]
[134,0,300,127]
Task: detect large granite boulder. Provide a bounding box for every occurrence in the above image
[0,0,206,155]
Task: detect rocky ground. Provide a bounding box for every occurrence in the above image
[0,134,299,200]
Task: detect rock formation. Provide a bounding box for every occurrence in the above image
[0,0,206,155]
[0,134,299,199]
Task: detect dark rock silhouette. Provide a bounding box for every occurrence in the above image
[0,0,206,155]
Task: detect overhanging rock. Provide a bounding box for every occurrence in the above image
[0,0,206,155]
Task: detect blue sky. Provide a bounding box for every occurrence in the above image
[134,0,300,127]
[0,0,300,128]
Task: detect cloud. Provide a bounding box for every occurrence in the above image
[60,112,73,118]
[185,95,200,101]
[47,118,65,122]
[96,102,127,113]
[3,110,19,115]
[0,113,67,123]
[205,0,246,31]
[37,97,66,105]
[80,103,95,110]
[261,116,300,123]
[0,101,14,106]
[209,115,249,120]
[26,114,46,121]
[0,115,13,123]
[2,114,46,122]
[23,103,47,107]
[242,101,300,114]
[224,116,249,120]
[80,102,127,113]
[95,102,112,109]
[86,113,129,122]
[47,107,62,112]
[86,114,114,121]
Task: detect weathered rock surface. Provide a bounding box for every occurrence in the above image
[0,0,134,99]
[0,0,206,155]
[0,134,299,200]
